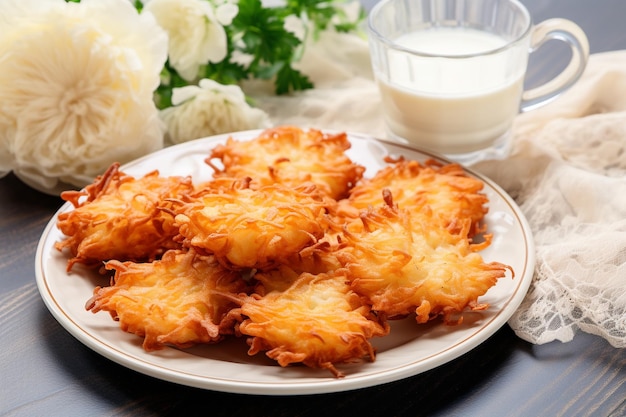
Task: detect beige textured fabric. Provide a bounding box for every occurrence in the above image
[254,32,626,347]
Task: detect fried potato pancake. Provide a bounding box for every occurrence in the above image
[86,250,247,351]
[55,163,194,271]
[339,157,489,240]
[336,201,511,324]
[174,182,328,270]
[234,269,389,377]
[206,126,365,200]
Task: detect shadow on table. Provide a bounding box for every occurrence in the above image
[38,302,520,417]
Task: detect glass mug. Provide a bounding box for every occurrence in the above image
[368,0,589,164]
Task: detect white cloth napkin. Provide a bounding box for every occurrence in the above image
[253,32,626,348]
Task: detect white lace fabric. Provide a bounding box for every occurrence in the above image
[476,51,626,347]
[254,34,626,348]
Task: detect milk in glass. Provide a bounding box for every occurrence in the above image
[378,28,525,154]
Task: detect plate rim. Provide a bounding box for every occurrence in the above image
[35,129,535,395]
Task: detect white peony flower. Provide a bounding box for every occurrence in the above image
[144,0,238,82]
[161,78,271,144]
[0,0,168,192]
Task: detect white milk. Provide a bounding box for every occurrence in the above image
[378,27,525,154]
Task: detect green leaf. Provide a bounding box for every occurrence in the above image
[285,0,335,32]
[225,0,311,94]
[284,0,366,34]
[204,60,249,86]
[274,65,313,95]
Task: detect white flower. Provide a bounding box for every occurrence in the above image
[284,15,306,41]
[0,0,168,192]
[161,79,271,144]
[230,50,255,69]
[214,1,239,26]
[331,0,362,26]
[143,0,238,82]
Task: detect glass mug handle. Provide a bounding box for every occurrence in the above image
[520,18,590,112]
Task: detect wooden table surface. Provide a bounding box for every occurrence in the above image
[1,1,625,416]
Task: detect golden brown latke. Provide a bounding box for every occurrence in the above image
[55,163,194,271]
[206,126,365,200]
[86,249,248,351]
[173,180,328,270]
[338,157,489,240]
[230,268,389,377]
[334,196,511,324]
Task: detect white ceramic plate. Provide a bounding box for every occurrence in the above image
[36,130,535,395]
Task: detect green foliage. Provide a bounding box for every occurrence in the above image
[285,0,364,34]
[221,0,313,94]
[71,0,364,105]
